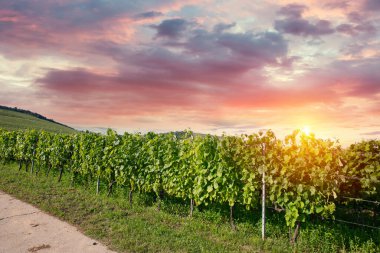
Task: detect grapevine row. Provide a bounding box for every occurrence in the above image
[0,128,378,236]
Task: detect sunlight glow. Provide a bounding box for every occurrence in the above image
[301,126,311,135]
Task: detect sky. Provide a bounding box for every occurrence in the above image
[0,0,379,144]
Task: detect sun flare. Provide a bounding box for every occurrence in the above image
[301,126,311,135]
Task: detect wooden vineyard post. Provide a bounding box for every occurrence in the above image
[31,149,36,174]
[261,143,266,241]
[58,167,63,182]
[230,205,236,231]
[96,177,100,195]
[129,190,133,207]
[291,221,301,244]
[190,198,194,217]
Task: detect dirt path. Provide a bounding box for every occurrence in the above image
[0,191,117,253]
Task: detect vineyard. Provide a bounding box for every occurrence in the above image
[0,128,379,245]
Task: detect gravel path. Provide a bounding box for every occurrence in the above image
[0,191,116,253]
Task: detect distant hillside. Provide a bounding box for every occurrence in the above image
[0,105,76,133]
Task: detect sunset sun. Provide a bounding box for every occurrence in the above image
[301,126,311,136]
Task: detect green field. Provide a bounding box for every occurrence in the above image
[0,108,76,133]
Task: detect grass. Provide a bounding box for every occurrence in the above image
[0,109,76,133]
[0,162,379,253]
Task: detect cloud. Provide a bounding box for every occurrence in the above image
[277,4,307,18]
[36,66,339,118]
[33,17,361,120]
[36,67,201,114]
[336,60,380,97]
[336,23,357,35]
[151,18,190,39]
[0,0,177,29]
[133,11,163,20]
[38,32,359,118]
[213,22,236,33]
[95,24,290,80]
[364,0,380,11]
[274,4,335,37]
[37,68,113,94]
[0,0,188,57]
[324,1,350,9]
[324,0,350,9]
[178,26,289,70]
[336,22,376,36]
[335,11,377,37]
[347,12,365,23]
[301,58,380,99]
[361,131,380,135]
[275,19,335,37]
[217,32,288,63]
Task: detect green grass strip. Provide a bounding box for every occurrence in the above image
[0,163,378,253]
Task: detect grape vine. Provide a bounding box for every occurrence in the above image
[0,128,378,239]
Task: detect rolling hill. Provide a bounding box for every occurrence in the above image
[0,106,76,133]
